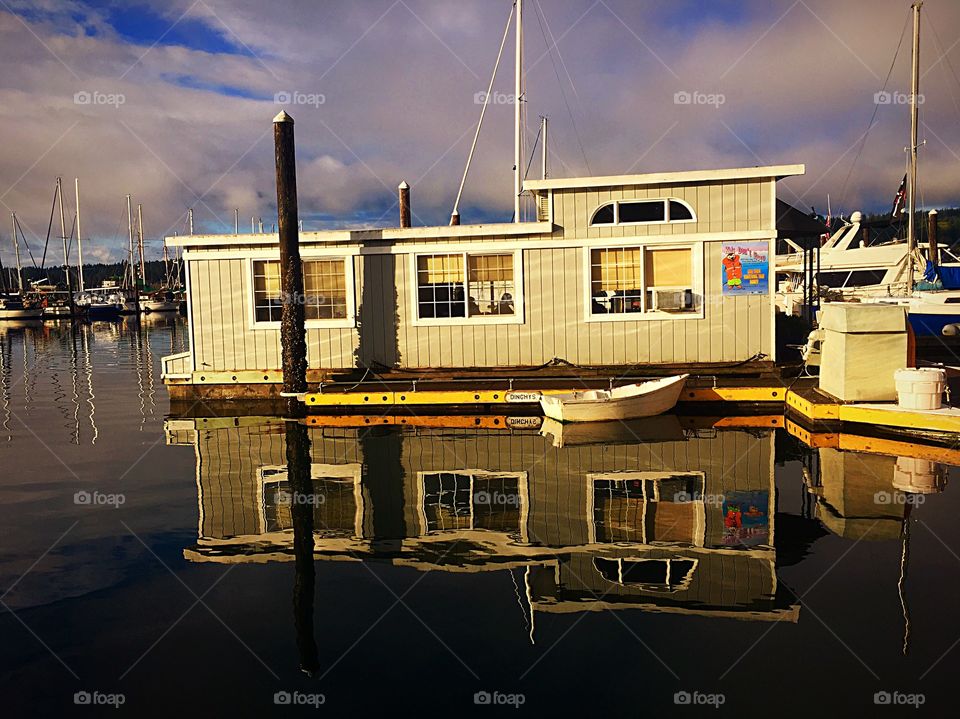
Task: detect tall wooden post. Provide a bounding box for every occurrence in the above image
[928,210,938,265]
[398,181,411,228]
[274,111,307,399]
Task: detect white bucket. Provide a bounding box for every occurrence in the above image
[894,367,946,410]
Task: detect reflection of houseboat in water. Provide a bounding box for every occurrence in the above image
[166,416,799,624]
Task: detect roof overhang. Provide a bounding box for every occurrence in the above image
[166,220,553,248]
[524,164,805,192]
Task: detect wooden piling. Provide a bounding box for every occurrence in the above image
[928,209,938,264]
[273,111,308,399]
[398,181,411,228]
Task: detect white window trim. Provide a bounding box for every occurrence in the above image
[590,198,697,227]
[582,241,705,322]
[585,471,706,546]
[247,255,357,331]
[256,463,363,537]
[410,249,525,327]
[414,469,529,541]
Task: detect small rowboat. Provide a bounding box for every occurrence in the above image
[539,374,688,423]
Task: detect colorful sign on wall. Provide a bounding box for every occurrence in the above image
[721,241,769,295]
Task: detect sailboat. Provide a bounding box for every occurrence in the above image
[1,213,43,321]
[779,3,960,336]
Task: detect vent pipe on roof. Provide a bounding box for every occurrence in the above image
[398,181,411,228]
[449,210,460,226]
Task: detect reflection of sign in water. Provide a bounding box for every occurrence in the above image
[722,491,769,547]
[721,241,769,295]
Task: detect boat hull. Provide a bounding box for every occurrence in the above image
[539,375,688,423]
[0,307,44,320]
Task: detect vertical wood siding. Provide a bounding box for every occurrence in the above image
[189,178,775,371]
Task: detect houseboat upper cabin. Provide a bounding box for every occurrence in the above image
[161,163,803,397]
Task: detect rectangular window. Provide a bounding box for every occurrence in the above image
[303,259,348,320]
[589,245,697,317]
[253,257,352,326]
[415,251,519,323]
[253,260,282,322]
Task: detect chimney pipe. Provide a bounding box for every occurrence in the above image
[929,209,939,264]
[398,181,411,228]
[449,210,460,226]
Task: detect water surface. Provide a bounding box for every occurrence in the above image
[1,317,957,715]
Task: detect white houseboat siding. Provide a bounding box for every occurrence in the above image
[174,167,800,374]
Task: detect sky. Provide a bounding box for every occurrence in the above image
[0,0,959,265]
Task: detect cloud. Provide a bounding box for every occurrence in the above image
[0,0,958,265]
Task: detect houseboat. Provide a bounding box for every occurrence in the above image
[162,164,803,399]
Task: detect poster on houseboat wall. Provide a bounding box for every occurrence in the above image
[721,491,769,547]
[721,241,769,295]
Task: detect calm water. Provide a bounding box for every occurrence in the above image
[1,317,958,716]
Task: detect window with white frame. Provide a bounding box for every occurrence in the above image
[415,251,518,321]
[589,245,699,316]
[590,198,696,226]
[253,258,350,324]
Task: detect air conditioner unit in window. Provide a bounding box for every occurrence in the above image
[651,288,693,312]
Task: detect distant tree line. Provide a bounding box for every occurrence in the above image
[1,260,183,291]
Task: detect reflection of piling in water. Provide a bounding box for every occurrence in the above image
[287,419,319,675]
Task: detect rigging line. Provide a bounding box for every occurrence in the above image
[40,182,59,270]
[522,120,544,181]
[532,0,591,175]
[837,8,911,211]
[925,15,960,125]
[15,216,39,269]
[450,2,514,219]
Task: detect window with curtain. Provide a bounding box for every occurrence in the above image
[303,259,347,319]
[416,252,516,320]
[467,254,515,316]
[253,260,283,322]
[417,253,465,318]
[253,258,349,324]
[590,245,696,315]
[590,247,644,314]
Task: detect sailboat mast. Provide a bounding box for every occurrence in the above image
[126,194,135,288]
[137,203,146,285]
[57,177,73,298]
[907,1,922,259]
[10,212,22,293]
[541,115,548,179]
[75,177,85,292]
[513,0,523,223]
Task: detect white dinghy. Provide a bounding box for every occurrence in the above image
[539,375,688,423]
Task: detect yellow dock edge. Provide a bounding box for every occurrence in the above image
[299,386,788,407]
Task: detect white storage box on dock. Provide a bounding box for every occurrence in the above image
[894,367,946,410]
[818,304,907,402]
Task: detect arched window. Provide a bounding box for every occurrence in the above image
[589,198,696,226]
